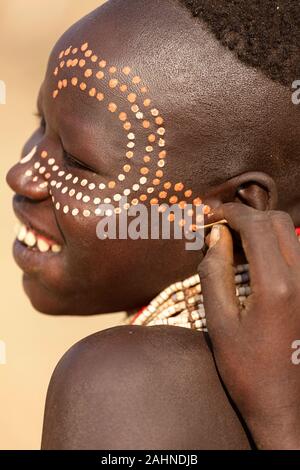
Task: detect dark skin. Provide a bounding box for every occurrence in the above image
[41,325,250,450]
[200,204,300,449]
[6,0,300,449]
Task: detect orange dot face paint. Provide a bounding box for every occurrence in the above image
[122,66,131,75]
[127,93,136,103]
[108,102,117,112]
[132,76,141,84]
[174,183,184,192]
[96,70,104,79]
[84,69,93,78]
[119,112,127,121]
[45,41,208,228]
[123,122,131,131]
[109,79,118,88]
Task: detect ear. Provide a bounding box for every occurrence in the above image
[205,171,278,211]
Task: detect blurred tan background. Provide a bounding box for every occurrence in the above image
[0,0,128,450]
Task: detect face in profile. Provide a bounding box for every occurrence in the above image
[6,1,212,316]
[7,0,300,316]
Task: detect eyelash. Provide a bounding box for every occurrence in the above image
[34,111,94,173]
[63,151,93,172]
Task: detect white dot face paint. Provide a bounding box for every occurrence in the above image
[20,146,37,164]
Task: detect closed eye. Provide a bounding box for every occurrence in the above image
[63,150,97,173]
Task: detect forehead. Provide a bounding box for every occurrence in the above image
[43,0,300,157]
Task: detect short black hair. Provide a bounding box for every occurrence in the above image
[180,0,300,86]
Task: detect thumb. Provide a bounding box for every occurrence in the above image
[198,224,240,335]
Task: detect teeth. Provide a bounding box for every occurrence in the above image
[17,225,27,242]
[37,238,50,253]
[24,230,36,247]
[15,222,62,253]
[51,244,62,253]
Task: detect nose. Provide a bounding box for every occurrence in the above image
[6,145,50,201]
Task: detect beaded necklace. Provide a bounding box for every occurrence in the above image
[125,228,300,332]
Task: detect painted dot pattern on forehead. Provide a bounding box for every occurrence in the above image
[19,42,210,231]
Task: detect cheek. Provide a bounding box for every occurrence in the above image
[21,142,209,246]
[20,41,212,245]
[50,42,204,214]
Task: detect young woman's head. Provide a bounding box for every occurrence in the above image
[6,0,300,315]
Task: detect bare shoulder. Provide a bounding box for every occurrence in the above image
[41,325,250,450]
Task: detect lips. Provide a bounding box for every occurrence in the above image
[13,196,64,247]
[12,199,65,274]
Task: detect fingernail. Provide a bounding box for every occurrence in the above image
[209,224,221,248]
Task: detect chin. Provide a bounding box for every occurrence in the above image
[22,273,125,316]
[22,274,78,316]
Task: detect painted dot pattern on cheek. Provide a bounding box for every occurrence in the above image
[19,42,210,231]
[51,44,169,205]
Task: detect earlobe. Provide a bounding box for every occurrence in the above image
[234,172,278,211]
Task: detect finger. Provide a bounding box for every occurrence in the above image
[198,224,240,334]
[269,211,300,266]
[210,203,288,285]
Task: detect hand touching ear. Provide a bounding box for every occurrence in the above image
[198,203,300,449]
